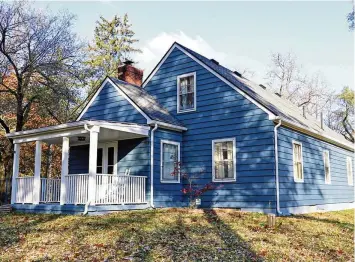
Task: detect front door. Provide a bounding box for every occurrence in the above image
[96,142,117,175]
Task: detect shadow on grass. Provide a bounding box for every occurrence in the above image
[293,214,354,231]
[130,209,263,261]
[203,209,262,261]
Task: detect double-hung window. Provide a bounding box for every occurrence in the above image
[346,157,353,186]
[177,72,196,113]
[323,150,331,184]
[161,140,180,183]
[293,141,304,182]
[212,138,236,182]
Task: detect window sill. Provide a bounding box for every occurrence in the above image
[177,108,196,114]
[160,180,180,184]
[212,179,236,183]
[294,179,304,183]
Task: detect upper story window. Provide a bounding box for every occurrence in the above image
[346,157,353,186]
[177,72,196,113]
[323,150,331,184]
[161,140,180,183]
[293,141,304,182]
[212,138,236,182]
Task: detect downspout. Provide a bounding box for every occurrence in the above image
[150,124,158,208]
[274,117,283,215]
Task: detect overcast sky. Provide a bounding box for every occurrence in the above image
[34,1,354,92]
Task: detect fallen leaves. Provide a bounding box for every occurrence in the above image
[0,209,353,261]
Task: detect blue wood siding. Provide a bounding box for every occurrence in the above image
[278,127,354,213]
[69,145,89,174]
[153,128,185,207]
[117,138,151,199]
[81,81,147,124]
[69,138,149,174]
[145,47,276,212]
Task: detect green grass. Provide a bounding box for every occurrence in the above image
[0,208,353,261]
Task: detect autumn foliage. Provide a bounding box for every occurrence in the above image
[171,162,223,208]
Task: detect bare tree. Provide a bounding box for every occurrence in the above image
[0,1,86,133]
[0,1,87,183]
[348,2,354,31]
[265,52,333,119]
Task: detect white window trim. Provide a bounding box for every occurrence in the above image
[98,142,118,175]
[160,140,181,183]
[177,72,197,113]
[292,140,304,183]
[323,150,331,185]
[212,138,237,183]
[347,156,353,186]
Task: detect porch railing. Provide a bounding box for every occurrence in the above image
[15,177,34,204]
[95,174,146,204]
[15,174,147,205]
[40,178,61,203]
[65,174,89,205]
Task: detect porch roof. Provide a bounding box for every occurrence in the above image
[6,120,150,144]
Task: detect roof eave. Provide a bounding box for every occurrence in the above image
[272,117,354,152]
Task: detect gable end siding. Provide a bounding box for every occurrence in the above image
[145,47,276,212]
[81,81,147,124]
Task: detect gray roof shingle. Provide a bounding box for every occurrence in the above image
[109,77,184,127]
[176,42,353,149]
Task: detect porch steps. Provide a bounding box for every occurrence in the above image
[0,204,12,213]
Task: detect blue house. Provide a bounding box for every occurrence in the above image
[7,42,354,215]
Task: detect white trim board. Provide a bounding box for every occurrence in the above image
[292,140,304,183]
[142,43,276,119]
[211,137,237,183]
[160,139,181,183]
[176,72,197,114]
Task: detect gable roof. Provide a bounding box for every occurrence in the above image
[109,77,184,127]
[77,77,185,131]
[143,42,353,151]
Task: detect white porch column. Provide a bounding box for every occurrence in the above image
[88,127,100,205]
[33,140,42,204]
[11,143,21,204]
[60,137,69,205]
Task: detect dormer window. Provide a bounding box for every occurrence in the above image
[177,72,196,113]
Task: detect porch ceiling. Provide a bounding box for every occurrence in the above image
[6,120,150,144]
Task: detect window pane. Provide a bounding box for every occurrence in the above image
[180,94,187,109]
[108,147,114,165]
[107,166,114,175]
[186,93,194,108]
[97,148,103,167]
[163,162,175,180]
[96,167,102,174]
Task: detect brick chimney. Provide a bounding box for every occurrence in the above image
[117,60,143,86]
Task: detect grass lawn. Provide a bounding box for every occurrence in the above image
[0,208,353,261]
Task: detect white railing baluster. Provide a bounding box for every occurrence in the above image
[39,178,61,203]
[16,174,146,206]
[94,174,146,205]
[64,174,89,205]
[15,177,34,204]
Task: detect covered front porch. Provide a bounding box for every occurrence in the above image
[7,120,151,212]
